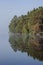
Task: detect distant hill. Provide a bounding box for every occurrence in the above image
[9,7,43,35]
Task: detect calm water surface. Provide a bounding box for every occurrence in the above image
[0,28,43,65]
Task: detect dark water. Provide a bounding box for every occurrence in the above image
[0,30,43,65]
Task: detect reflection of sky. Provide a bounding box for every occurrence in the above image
[0,0,43,34]
[0,32,43,65]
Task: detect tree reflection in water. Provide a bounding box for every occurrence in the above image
[9,33,43,61]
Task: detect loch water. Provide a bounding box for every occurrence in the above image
[0,27,43,65]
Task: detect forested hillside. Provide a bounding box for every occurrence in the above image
[9,7,43,35]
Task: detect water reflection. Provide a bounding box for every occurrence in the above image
[9,33,43,61]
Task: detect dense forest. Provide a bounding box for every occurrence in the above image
[9,7,43,35]
[9,7,43,61]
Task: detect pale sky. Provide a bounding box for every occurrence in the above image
[0,0,43,33]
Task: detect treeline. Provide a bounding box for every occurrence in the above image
[9,7,43,34]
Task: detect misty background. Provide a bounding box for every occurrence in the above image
[0,0,43,34]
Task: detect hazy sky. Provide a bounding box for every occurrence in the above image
[0,0,43,33]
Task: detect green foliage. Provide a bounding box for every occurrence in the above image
[9,7,43,34]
